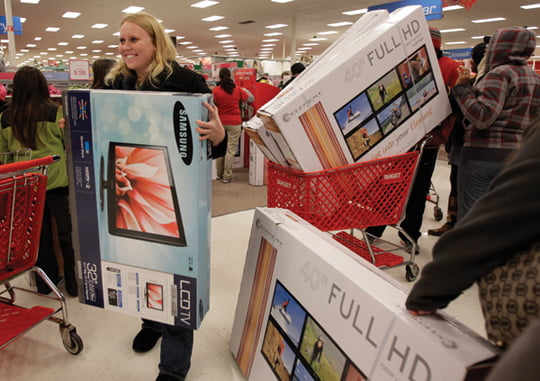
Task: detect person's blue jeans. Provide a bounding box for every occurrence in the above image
[457,157,504,220]
[142,319,193,380]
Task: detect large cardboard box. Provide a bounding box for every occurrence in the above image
[257,6,452,171]
[248,139,267,186]
[64,89,213,329]
[230,208,497,380]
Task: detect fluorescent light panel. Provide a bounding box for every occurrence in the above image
[342,9,367,15]
[62,12,80,18]
[266,24,288,29]
[442,5,463,11]
[328,21,352,27]
[472,17,506,23]
[122,6,144,13]
[441,28,465,33]
[191,1,219,8]
[521,3,540,9]
[202,15,224,22]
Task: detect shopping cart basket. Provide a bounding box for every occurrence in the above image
[267,151,421,281]
[0,152,83,354]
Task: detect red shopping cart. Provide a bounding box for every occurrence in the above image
[0,151,83,354]
[267,150,421,281]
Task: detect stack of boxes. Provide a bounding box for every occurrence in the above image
[248,5,451,172]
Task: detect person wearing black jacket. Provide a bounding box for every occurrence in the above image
[104,11,226,381]
[406,116,540,349]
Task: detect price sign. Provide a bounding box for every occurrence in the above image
[69,59,90,81]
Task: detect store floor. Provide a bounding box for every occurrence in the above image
[0,159,487,381]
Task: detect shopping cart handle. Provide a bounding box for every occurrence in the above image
[0,155,60,174]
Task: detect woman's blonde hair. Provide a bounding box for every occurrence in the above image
[106,11,177,87]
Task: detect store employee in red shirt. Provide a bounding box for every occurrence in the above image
[212,67,254,183]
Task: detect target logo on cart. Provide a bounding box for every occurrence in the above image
[382,170,402,184]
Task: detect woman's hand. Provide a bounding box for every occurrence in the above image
[58,118,66,129]
[196,102,226,146]
[455,65,472,86]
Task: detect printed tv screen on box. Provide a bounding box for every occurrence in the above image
[230,208,498,380]
[256,6,452,172]
[64,89,213,329]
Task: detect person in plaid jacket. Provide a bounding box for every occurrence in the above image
[452,26,540,220]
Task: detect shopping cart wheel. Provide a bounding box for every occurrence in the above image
[433,206,443,221]
[405,263,419,282]
[60,324,84,355]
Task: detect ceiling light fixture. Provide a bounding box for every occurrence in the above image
[92,24,108,29]
[472,17,506,23]
[20,0,40,4]
[342,9,367,15]
[264,32,283,36]
[440,28,465,33]
[214,34,232,38]
[209,26,228,31]
[266,24,288,29]
[327,21,353,27]
[442,5,464,11]
[202,15,224,22]
[445,41,467,45]
[122,6,144,13]
[271,0,294,3]
[521,3,540,9]
[62,12,81,18]
[45,27,60,32]
[191,1,219,8]
[317,31,338,35]
[72,34,85,39]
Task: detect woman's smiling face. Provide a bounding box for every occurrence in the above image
[119,21,156,79]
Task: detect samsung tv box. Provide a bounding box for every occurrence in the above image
[65,89,213,329]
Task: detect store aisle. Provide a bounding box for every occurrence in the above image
[0,159,486,381]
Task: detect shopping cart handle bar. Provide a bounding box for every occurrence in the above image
[0,155,60,174]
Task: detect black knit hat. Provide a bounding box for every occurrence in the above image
[291,62,305,75]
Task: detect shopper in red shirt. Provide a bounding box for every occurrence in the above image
[212,67,254,183]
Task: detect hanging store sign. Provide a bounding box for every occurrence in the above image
[0,16,23,35]
[368,0,443,20]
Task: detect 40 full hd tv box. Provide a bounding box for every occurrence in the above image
[65,89,212,329]
[256,6,452,171]
[231,208,498,380]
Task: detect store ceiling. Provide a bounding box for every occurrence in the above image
[1,0,539,66]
